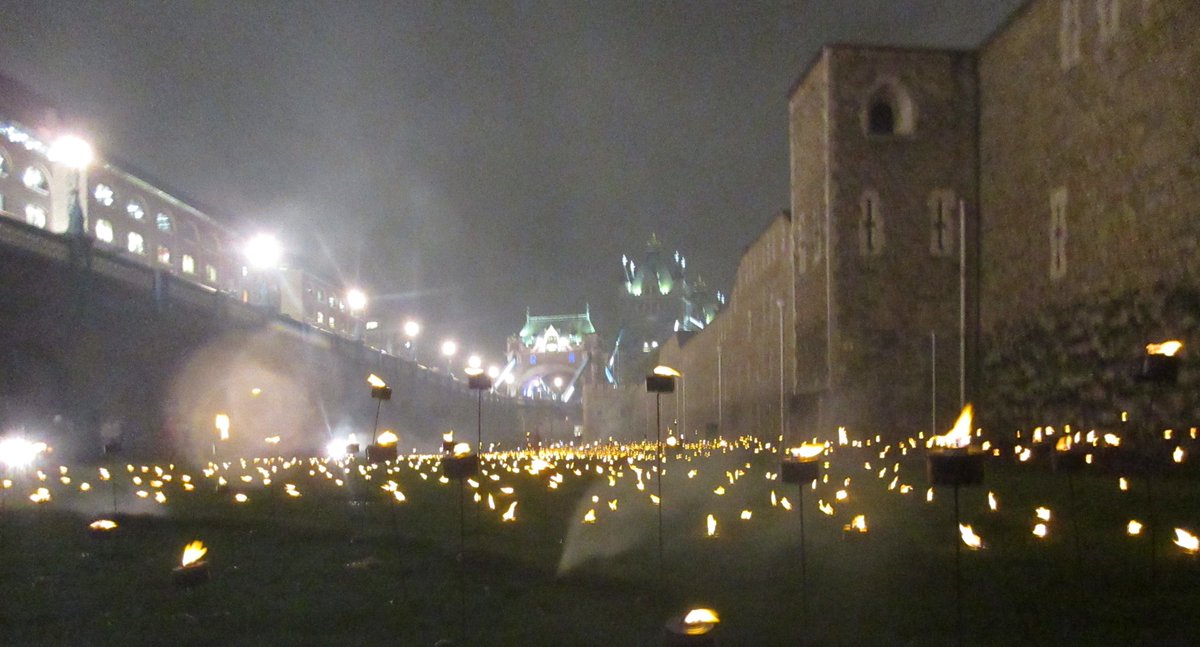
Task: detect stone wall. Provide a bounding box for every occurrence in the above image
[979,0,1200,333]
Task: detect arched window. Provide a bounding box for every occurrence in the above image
[858,189,885,256]
[868,100,895,135]
[22,166,50,194]
[863,81,916,137]
[93,183,115,207]
[126,198,146,221]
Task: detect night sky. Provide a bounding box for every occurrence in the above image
[0,0,1022,359]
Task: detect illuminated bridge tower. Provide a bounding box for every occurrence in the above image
[502,307,603,405]
[612,233,723,384]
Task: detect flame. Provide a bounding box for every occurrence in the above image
[675,607,721,635]
[1174,446,1185,463]
[367,374,387,388]
[1119,477,1129,491]
[264,436,281,445]
[959,524,983,550]
[452,442,471,458]
[502,501,517,522]
[1035,507,1051,522]
[740,510,752,520]
[988,491,998,512]
[215,414,230,441]
[706,514,718,537]
[582,509,597,524]
[1055,435,1072,452]
[932,405,974,449]
[376,431,399,447]
[181,540,207,567]
[789,442,825,460]
[1173,528,1199,553]
[1147,340,1183,357]
[442,431,454,444]
[1127,520,1143,536]
[89,519,118,531]
[1032,523,1048,538]
[845,514,868,533]
[652,365,681,377]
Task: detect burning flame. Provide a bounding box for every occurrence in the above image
[845,514,868,533]
[1146,340,1183,357]
[442,431,454,444]
[652,365,681,377]
[89,519,118,531]
[959,524,984,550]
[988,491,999,512]
[376,431,399,447]
[215,414,230,441]
[367,374,387,388]
[502,501,517,522]
[1032,523,1048,538]
[452,442,471,458]
[1127,520,1143,536]
[1055,435,1072,452]
[1035,507,1051,522]
[582,509,597,524]
[1173,528,1199,554]
[181,540,207,567]
[789,442,825,460]
[932,405,974,449]
[682,608,719,634]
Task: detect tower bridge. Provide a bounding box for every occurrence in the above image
[0,216,575,460]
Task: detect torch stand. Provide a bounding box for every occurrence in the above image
[927,448,984,647]
[781,457,820,624]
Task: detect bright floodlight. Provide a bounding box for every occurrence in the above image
[486,365,500,380]
[441,340,458,357]
[346,288,367,312]
[243,233,282,270]
[467,355,482,370]
[0,437,49,468]
[325,439,348,460]
[48,134,94,170]
[403,320,421,338]
[553,376,564,389]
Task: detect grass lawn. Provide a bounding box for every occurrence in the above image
[2,434,1199,645]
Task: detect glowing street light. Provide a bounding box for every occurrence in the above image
[243,233,283,270]
[486,365,500,380]
[404,320,421,338]
[48,134,93,236]
[346,288,367,313]
[441,339,458,375]
[467,355,482,372]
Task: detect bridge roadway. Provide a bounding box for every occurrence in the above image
[0,217,577,460]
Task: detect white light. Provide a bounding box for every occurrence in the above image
[486,366,500,379]
[0,437,49,468]
[404,320,421,338]
[325,439,348,460]
[346,289,367,312]
[244,234,282,270]
[553,376,564,389]
[467,355,482,370]
[48,134,94,169]
[441,340,458,357]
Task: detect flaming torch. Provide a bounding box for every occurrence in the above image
[781,442,824,620]
[1137,340,1183,384]
[366,430,399,464]
[663,608,720,646]
[926,405,984,487]
[172,540,209,588]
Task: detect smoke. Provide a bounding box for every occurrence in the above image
[556,448,795,576]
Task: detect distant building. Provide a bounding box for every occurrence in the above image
[613,233,723,383]
[504,308,603,403]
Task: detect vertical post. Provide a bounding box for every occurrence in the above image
[959,200,966,408]
[656,391,664,589]
[954,484,963,647]
[778,298,786,447]
[457,477,466,642]
[798,480,808,623]
[716,343,723,435]
[931,332,938,434]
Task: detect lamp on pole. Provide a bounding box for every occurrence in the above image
[403,320,421,361]
[646,365,679,589]
[776,297,786,447]
[346,288,367,340]
[243,233,282,310]
[441,340,458,377]
[48,134,93,236]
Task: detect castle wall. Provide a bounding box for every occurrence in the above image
[978,0,1200,332]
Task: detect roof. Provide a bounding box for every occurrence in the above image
[518,307,597,340]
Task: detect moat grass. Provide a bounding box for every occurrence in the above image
[2,448,1200,645]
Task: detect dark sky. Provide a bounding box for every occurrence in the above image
[0,0,1023,359]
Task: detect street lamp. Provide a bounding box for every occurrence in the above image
[441,340,458,375]
[243,233,282,309]
[48,134,93,236]
[404,320,421,361]
[346,288,367,313]
[646,364,679,588]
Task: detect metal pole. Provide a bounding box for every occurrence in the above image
[458,477,466,642]
[959,200,966,408]
[931,332,937,434]
[798,481,808,623]
[717,343,723,435]
[656,391,664,589]
[778,299,786,447]
[954,484,963,647]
